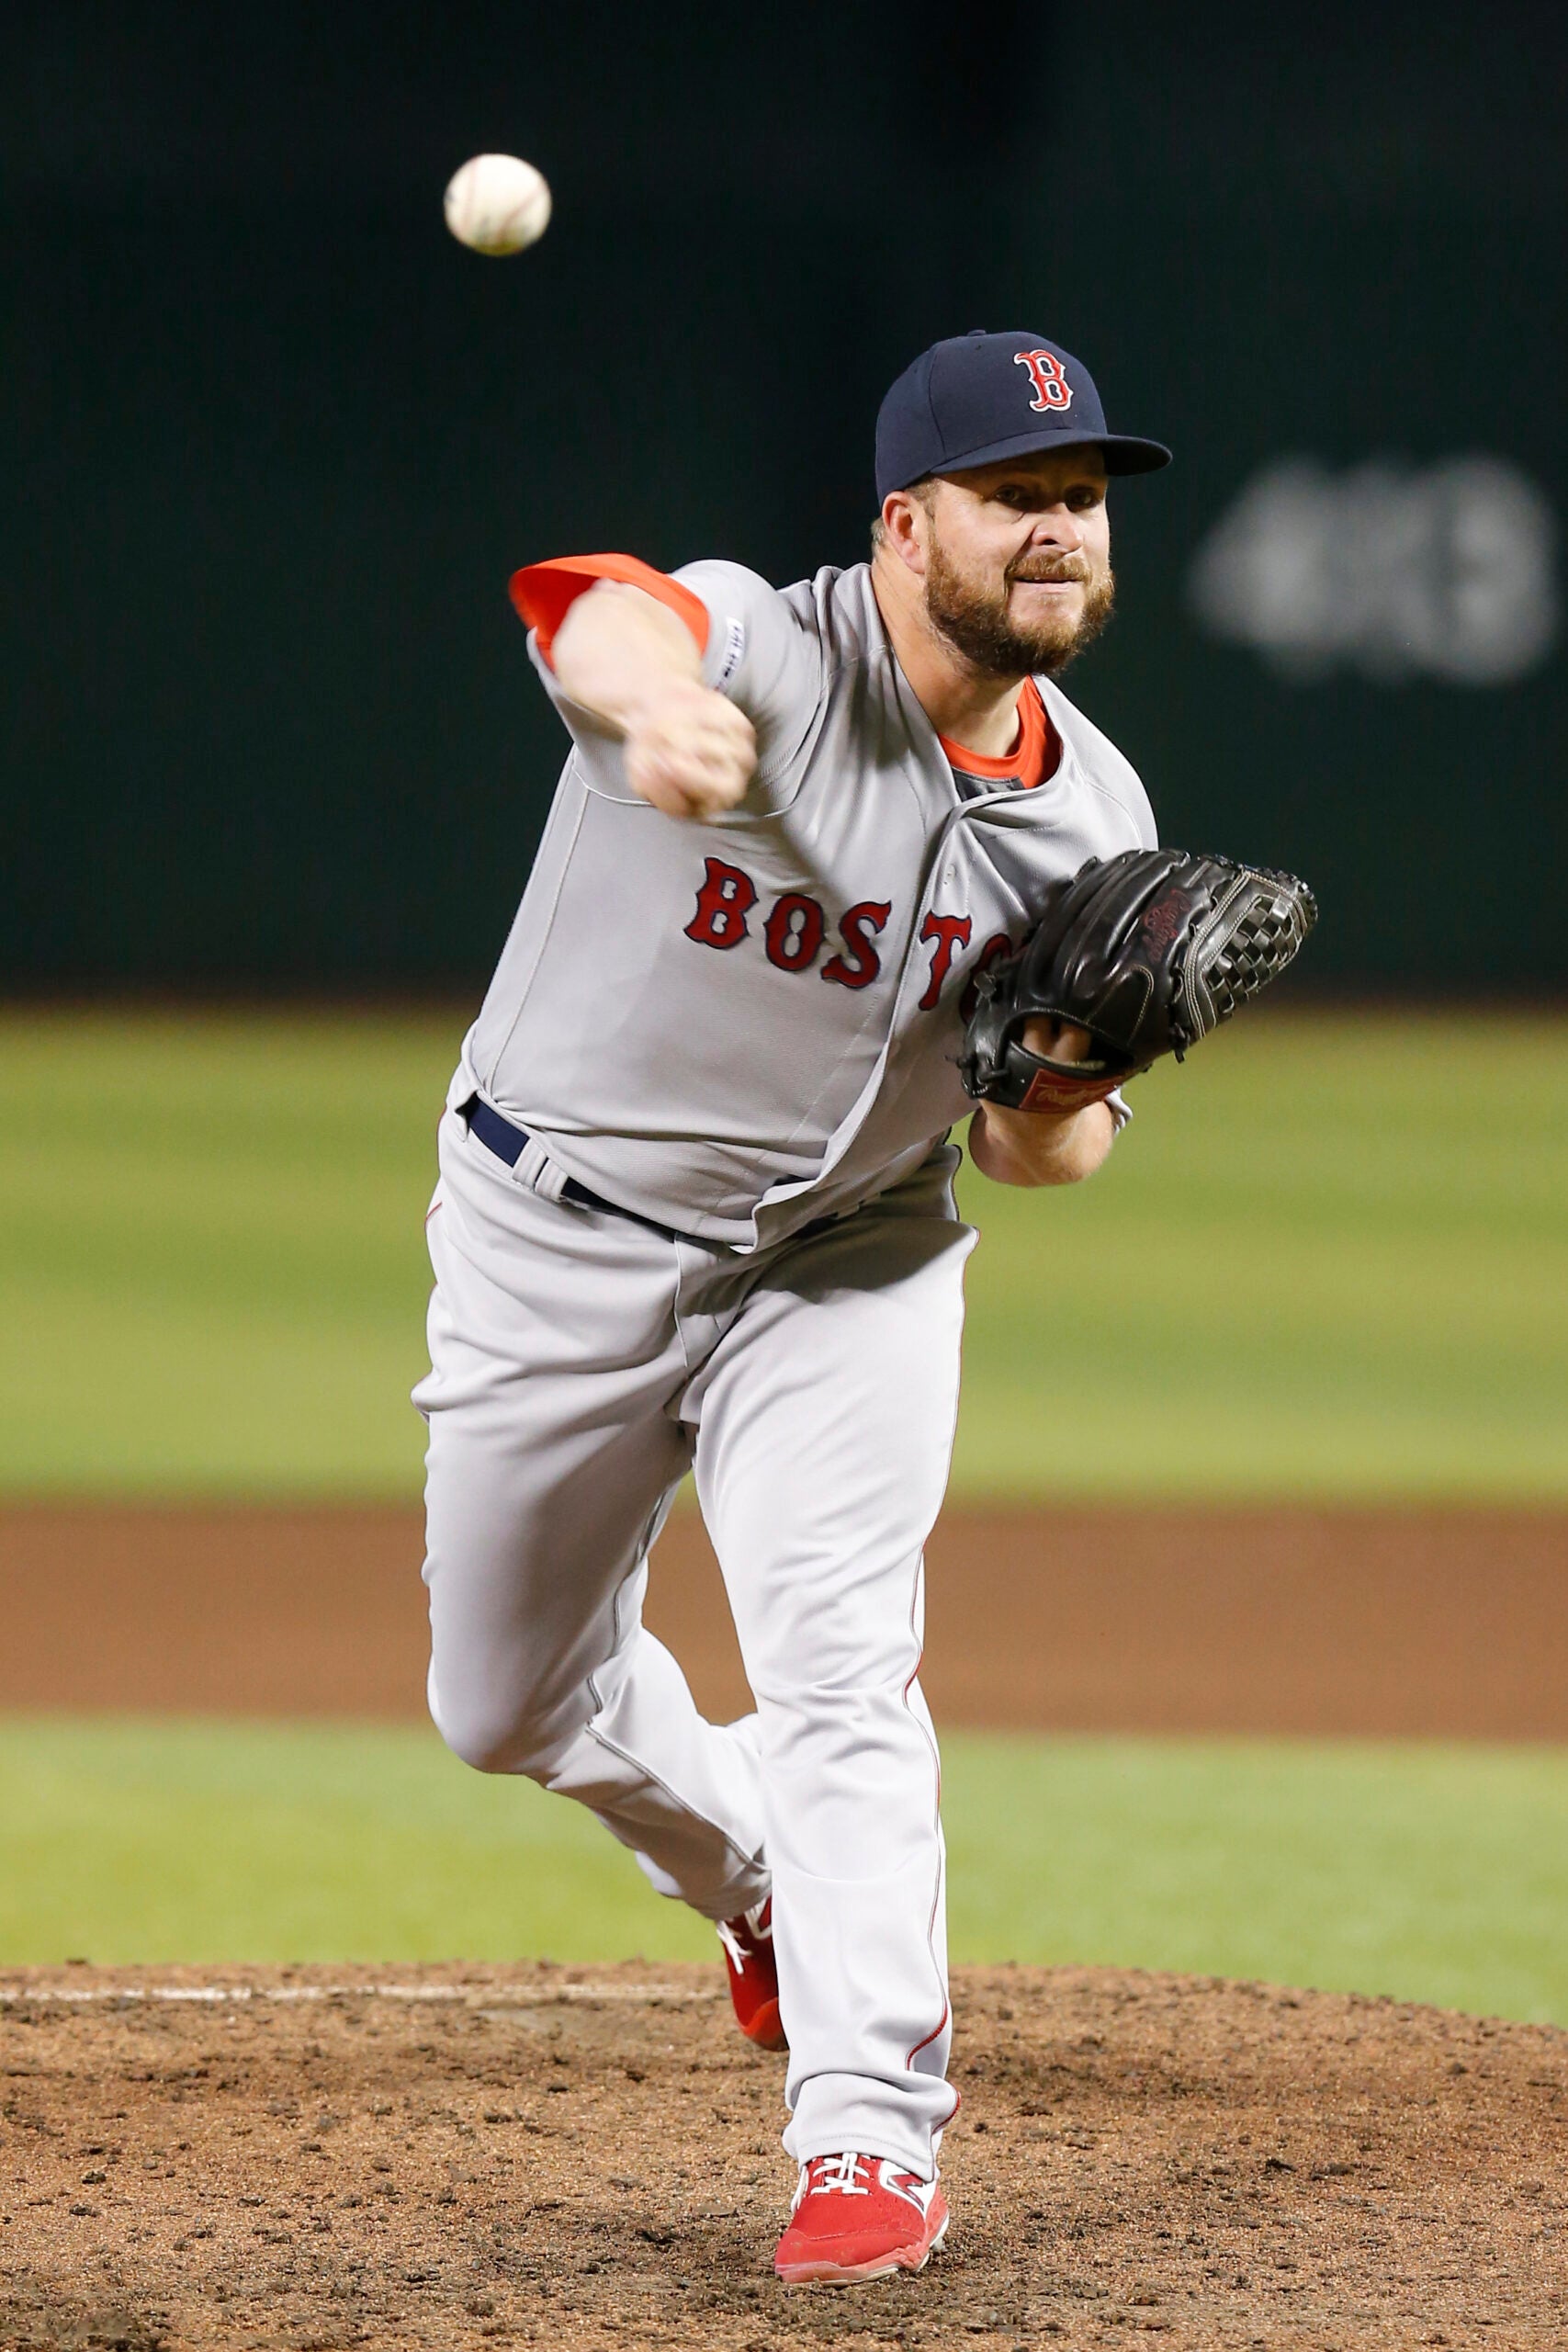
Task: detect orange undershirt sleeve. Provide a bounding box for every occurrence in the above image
[509,554,711,669]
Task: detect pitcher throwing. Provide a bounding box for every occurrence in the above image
[414,330,1308,2283]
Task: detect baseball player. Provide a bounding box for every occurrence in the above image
[414,330,1171,2283]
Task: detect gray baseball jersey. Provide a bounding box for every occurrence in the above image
[456,555,1156,1249]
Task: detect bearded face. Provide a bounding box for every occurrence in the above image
[921,510,1116,678]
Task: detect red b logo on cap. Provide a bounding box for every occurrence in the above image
[1014,349,1073,413]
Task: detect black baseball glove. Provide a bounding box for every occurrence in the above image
[958,848,1318,1114]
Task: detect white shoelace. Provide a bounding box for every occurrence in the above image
[811,2152,873,2198]
[716,1919,745,1970]
[716,1900,771,1973]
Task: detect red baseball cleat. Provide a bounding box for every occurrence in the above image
[716,1896,787,2051]
[773,2151,950,2284]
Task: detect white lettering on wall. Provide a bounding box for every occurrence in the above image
[1188,456,1559,685]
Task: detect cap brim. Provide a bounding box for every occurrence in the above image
[902,426,1173,485]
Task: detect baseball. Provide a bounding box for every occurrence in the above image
[443,154,552,256]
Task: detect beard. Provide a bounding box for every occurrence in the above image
[923,537,1116,678]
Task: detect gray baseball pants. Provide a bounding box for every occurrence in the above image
[413,1105,974,2177]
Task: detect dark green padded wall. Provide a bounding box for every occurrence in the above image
[3,2,1561,989]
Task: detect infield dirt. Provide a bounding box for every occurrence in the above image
[3,1502,1565,1738]
[2,1961,1565,2352]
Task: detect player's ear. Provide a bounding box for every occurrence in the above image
[879,491,930,577]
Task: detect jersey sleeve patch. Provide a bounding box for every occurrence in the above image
[713,612,747,691]
[508,553,711,668]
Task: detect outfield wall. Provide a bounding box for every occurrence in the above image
[2,3,1563,993]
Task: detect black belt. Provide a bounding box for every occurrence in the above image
[459,1095,842,1249]
[461,1096,691,1242]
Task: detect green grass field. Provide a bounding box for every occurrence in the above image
[2,1005,1564,1499]
[3,1717,1563,2024]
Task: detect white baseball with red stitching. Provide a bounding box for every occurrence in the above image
[443,154,551,255]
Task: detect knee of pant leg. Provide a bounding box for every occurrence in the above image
[426,1660,577,1780]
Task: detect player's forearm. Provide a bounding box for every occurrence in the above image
[551,582,703,735]
[967,1099,1116,1187]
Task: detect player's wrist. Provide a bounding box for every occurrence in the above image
[971,1099,1113,1187]
[977,1097,1079,1148]
[621,678,757,820]
[620,673,735,756]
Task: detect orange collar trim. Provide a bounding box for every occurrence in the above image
[939,680,1057,789]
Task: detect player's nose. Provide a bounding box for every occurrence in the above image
[1032,502,1085,549]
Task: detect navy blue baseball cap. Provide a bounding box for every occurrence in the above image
[875,329,1171,502]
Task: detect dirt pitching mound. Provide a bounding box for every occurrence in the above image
[2,1963,1564,2351]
